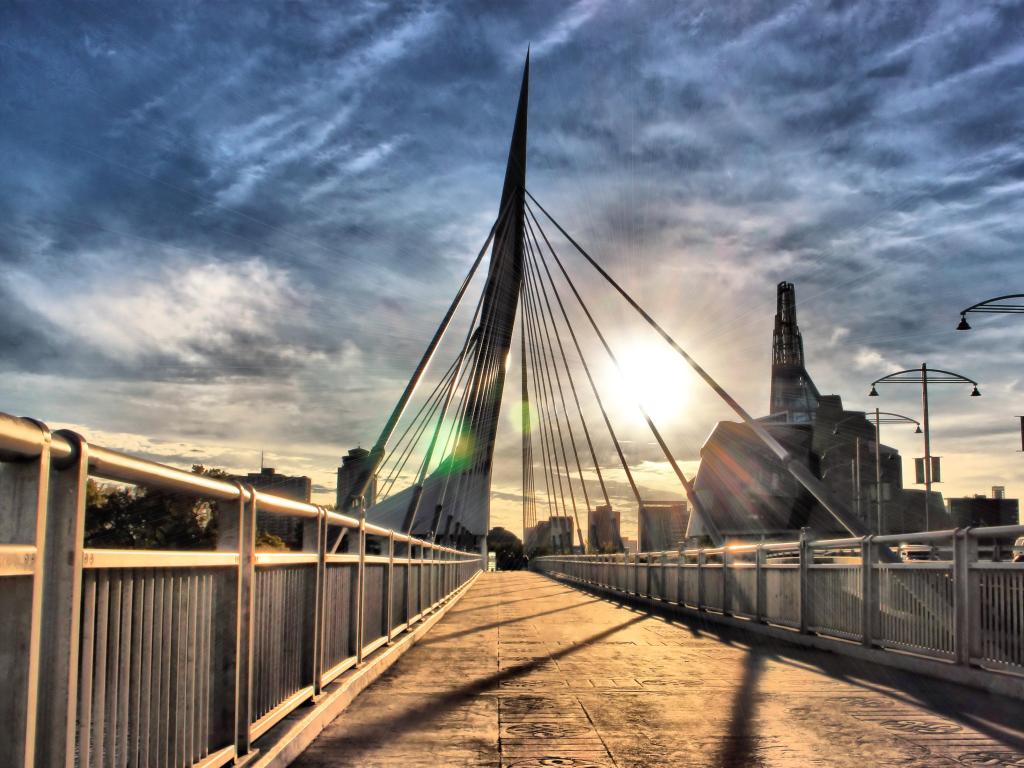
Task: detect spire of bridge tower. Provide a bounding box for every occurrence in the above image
[451,49,530,542]
[363,53,531,544]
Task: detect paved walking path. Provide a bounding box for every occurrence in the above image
[293,571,1024,767]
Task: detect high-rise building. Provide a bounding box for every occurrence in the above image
[640,501,689,552]
[336,447,377,515]
[589,504,622,552]
[232,467,311,547]
[548,515,575,553]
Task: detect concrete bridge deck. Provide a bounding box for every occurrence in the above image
[293,572,1024,768]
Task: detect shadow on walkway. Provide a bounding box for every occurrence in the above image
[302,613,649,764]
[416,595,603,647]
[554,575,1024,751]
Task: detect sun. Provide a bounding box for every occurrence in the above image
[602,337,691,426]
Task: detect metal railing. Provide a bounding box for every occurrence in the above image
[0,412,480,767]
[536,525,1024,679]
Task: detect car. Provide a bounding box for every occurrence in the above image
[899,543,935,562]
[1012,537,1024,563]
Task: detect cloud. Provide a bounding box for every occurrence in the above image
[530,0,605,58]
[2,0,1024,539]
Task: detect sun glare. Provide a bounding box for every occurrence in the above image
[603,338,691,425]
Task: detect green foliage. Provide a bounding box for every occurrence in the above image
[85,465,228,550]
[256,530,289,551]
[486,526,526,570]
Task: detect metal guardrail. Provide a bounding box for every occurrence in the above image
[0,412,481,767]
[536,526,1024,680]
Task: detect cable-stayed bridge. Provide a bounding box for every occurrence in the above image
[1,55,1023,767]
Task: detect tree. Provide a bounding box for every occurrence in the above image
[486,526,525,570]
[85,465,227,549]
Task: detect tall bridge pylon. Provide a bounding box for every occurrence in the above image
[355,52,866,554]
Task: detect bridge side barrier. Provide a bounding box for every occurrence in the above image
[536,527,1024,692]
[0,412,481,768]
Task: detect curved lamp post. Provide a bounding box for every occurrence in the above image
[957,293,1024,330]
[869,364,980,530]
[832,410,921,534]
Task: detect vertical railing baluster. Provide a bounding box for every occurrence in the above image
[697,549,706,611]
[386,532,395,642]
[799,529,811,634]
[236,486,257,757]
[34,429,88,768]
[0,420,50,768]
[862,536,877,647]
[755,544,766,623]
[355,516,366,665]
[309,509,326,696]
[722,548,732,616]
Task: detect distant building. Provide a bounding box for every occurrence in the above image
[549,515,575,553]
[620,536,637,554]
[689,281,944,543]
[640,501,689,552]
[589,505,622,552]
[232,467,312,547]
[336,447,377,515]
[947,494,1019,528]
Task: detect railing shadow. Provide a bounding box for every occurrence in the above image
[714,649,765,768]
[551,573,1024,752]
[416,595,604,647]
[299,613,649,764]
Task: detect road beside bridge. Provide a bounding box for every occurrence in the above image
[293,571,1024,767]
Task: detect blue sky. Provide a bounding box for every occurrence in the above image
[2,1,1022,536]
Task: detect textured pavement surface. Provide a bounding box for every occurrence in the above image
[292,571,1024,767]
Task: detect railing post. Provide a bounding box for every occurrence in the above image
[406,542,414,624]
[355,516,366,665]
[33,430,87,768]
[799,528,812,634]
[697,549,706,611]
[306,508,326,696]
[755,544,766,623]
[861,535,877,647]
[677,548,684,606]
[386,532,395,643]
[954,528,979,665]
[722,548,733,616]
[236,487,257,756]
[0,419,50,768]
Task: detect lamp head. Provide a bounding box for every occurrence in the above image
[869,385,879,397]
[914,425,922,434]
[957,314,971,331]
[970,385,981,397]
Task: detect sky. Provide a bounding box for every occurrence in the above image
[2,0,1023,540]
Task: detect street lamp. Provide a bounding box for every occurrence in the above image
[956,293,1024,330]
[832,410,921,534]
[869,364,980,531]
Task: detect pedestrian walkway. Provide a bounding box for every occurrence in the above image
[292,571,1024,767]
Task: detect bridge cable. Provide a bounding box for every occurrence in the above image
[377,363,461,501]
[522,235,589,552]
[402,278,490,535]
[375,354,463,488]
[520,299,537,552]
[428,336,481,542]
[523,209,643,531]
[526,192,860,538]
[348,197,516,515]
[521,271,560,538]
[526,202,714,548]
[524,216,614,524]
[522,258,578,553]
